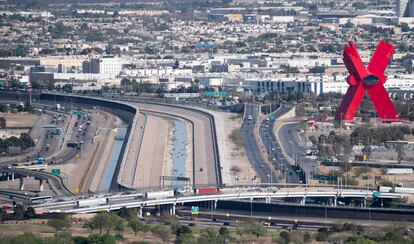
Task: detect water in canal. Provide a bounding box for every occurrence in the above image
[170,119,189,187]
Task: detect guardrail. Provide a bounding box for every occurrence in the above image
[101,96,222,188]
[117,108,139,189]
[40,93,222,189]
[35,187,403,214]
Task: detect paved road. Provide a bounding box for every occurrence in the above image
[0,168,72,196]
[242,103,275,183]
[278,122,317,182]
[260,105,300,184]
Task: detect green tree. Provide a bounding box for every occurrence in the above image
[129,217,145,236]
[315,228,330,241]
[176,233,197,244]
[309,4,318,11]
[54,231,73,243]
[0,208,8,223]
[151,225,171,242]
[218,226,232,242]
[20,133,35,149]
[229,128,244,150]
[395,144,405,163]
[13,204,25,220]
[401,23,410,32]
[352,2,367,9]
[118,206,136,220]
[48,218,71,231]
[0,104,7,112]
[303,232,312,243]
[24,207,35,219]
[0,117,6,129]
[31,80,44,90]
[235,224,246,240]
[345,235,376,244]
[244,220,267,240]
[198,227,219,243]
[279,231,290,244]
[11,232,43,244]
[175,225,193,244]
[110,214,126,234]
[88,233,116,244]
[85,212,112,234]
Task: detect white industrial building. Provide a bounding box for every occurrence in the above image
[251,74,414,95]
[82,57,123,75]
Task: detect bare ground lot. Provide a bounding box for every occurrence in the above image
[211,110,259,186]
[0,112,39,127]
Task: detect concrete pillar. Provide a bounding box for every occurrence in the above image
[364,198,367,208]
[6,173,9,181]
[266,197,271,203]
[169,205,173,215]
[19,176,24,191]
[39,179,44,192]
[11,173,14,181]
[172,204,176,215]
[214,200,217,210]
[138,207,143,219]
[334,196,337,207]
[301,197,306,206]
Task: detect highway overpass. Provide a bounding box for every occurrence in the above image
[32,186,402,216]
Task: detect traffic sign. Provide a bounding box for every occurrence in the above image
[43,124,57,128]
[191,206,199,215]
[203,91,227,97]
[51,168,60,176]
[268,115,276,121]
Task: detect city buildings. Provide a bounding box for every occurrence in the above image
[397,0,414,17]
[0,0,411,95]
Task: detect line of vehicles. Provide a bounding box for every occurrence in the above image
[2,157,48,171]
[33,187,224,209]
[3,108,93,171]
[378,186,414,194]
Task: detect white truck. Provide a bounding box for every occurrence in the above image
[76,197,107,208]
[145,190,174,200]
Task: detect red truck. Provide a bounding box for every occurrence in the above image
[194,187,220,195]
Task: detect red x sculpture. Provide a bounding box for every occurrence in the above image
[334,40,399,121]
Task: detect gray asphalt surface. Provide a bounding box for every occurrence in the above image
[278,122,317,182]
[0,168,72,196]
[0,101,81,166]
[261,105,300,183]
[242,103,275,183]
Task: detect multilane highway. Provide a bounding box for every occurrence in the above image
[278,122,317,181]
[242,103,272,183]
[0,92,222,199]
[260,105,300,183]
[0,168,72,196]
